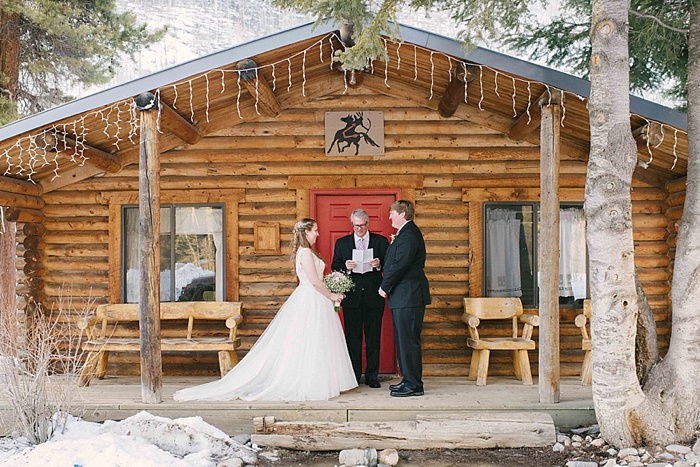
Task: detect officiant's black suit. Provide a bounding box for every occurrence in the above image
[380,221,431,393]
[331,232,389,385]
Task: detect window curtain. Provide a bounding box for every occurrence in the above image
[486,209,522,297]
[559,208,587,299]
[175,207,223,301]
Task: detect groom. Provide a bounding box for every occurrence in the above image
[379,200,430,397]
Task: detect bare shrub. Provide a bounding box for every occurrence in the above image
[0,290,94,444]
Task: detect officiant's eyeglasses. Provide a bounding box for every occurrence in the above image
[352,223,368,229]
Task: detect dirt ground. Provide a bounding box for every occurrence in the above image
[258,445,580,466]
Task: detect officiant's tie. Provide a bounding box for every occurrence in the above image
[358,237,366,250]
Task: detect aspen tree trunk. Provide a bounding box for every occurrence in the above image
[587,0,700,447]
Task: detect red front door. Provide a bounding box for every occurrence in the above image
[312,190,399,374]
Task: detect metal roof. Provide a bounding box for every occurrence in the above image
[0,20,687,142]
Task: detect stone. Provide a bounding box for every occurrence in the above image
[619,447,639,458]
[558,434,572,445]
[607,448,618,457]
[565,461,597,467]
[339,448,378,467]
[591,438,607,447]
[693,438,700,454]
[572,434,584,442]
[572,441,583,448]
[553,442,565,452]
[628,462,644,467]
[671,461,693,467]
[217,459,244,467]
[378,449,399,466]
[232,433,251,445]
[666,445,692,456]
[646,464,673,467]
[657,452,676,460]
[601,459,617,467]
[258,450,279,461]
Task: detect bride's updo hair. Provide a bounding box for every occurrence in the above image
[290,218,322,269]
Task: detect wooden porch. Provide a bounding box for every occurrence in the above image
[12,375,596,436]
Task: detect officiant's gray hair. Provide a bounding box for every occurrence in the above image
[350,209,369,222]
[290,218,322,270]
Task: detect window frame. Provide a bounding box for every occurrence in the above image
[482,201,588,308]
[121,203,226,303]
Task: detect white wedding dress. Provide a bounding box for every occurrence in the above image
[173,247,358,401]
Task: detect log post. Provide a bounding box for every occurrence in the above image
[136,92,163,404]
[538,93,562,404]
[0,212,17,353]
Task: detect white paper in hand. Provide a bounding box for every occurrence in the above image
[352,248,374,274]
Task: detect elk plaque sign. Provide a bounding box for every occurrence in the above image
[325,111,384,156]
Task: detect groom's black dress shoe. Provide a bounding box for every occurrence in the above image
[390,386,424,397]
[366,380,381,388]
[389,382,405,391]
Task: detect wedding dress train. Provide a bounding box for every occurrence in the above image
[173,247,358,401]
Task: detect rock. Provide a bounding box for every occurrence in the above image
[693,438,700,454]
[232,434,251,446]
[618,447,639,458]
[553,442,565,452]
[666,445,692,456]
[558,434,572,445]
[572,441,582,448]
[601,459,617,467]
[572,434,584,442]
[217,459,244,467]
[591,438,606,447]
[628,461,644,467]
[646,463,673,467]
[258,450,279,461]
[378,449,399,466]
[657,452,676,460]
[684,452,698,463]
[565,461,597,467]
[671,461,694,467]
[607,448,618,457]
[584,435,593,442]
[339,448,378,467]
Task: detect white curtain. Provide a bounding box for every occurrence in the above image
[486,209,522,297]
[559,208,587,299]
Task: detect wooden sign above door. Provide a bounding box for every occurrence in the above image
[325,111,385,157]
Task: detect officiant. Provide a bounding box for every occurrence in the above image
[331,209,389,388]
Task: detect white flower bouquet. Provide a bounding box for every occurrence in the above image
[323,271,355,312]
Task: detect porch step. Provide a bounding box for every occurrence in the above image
[251,412,556,450]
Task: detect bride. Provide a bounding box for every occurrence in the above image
[174,218,358,401]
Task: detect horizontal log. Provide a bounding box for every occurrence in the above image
[251,413,556,450]
[44,232,109,244]
[633,241,669,255]
[666,176,686,193]
[0,190,44,210]
[23,249,46,262]
[6,207,44,223]
[632,214,670,229]
[45,245,108,257]
[635,255,670,268]
[43,204,108,218]
[23,222,46,236]
[44,219,108,231]
[0,175,43,196]
[23,235,45,250]
[666,190,685,207]
[44,258,109,271]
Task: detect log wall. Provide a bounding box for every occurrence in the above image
[34,90,673,378]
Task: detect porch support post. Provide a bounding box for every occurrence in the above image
[538,93,562,404]
[136,92,163,404]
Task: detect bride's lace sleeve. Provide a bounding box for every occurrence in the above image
[298,248,332,299]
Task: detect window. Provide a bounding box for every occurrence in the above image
[122,205,225,303]
[484,203,588,308]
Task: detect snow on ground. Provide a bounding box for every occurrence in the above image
[0,412,257,466]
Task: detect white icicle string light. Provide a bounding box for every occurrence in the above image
[494,71,500,97]
[205,73,211,122]
[172,84,178,109]
[672,129,679,170]
[188,80,195,123]
[429,52,435,100]
[447,57,453,82]
[343,69,348,94]
[155,89,164,135]
[383,39,390,88]
[525,81,532,125]
[511,77,517,117]
[477,65,484,110]
[396,42,402,70]
[221,70,226,94]
[287,58,292,93]
[302,50,307,97]
[271,64,277,91]
[254,68,261,115]
[414,45,418,80]
[236,71,243,120]
[329,36,335,70]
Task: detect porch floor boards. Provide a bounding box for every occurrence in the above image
[50,375,595,435]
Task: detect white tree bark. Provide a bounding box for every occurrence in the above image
[587,0,700,447]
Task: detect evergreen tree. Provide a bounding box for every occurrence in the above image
[0,0,166,124]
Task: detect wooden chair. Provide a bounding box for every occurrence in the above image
[575,299,592,385]
[461,297,539,386]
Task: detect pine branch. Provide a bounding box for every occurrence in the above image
[629,9,688,35]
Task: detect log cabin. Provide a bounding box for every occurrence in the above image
[0,22,688,399]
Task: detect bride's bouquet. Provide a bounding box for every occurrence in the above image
[323,271,355,312]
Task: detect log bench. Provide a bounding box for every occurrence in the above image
[461,297,539,386]
[78,301,243,387]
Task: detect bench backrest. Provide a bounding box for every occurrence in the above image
[463,297,523,320]
[93,301,242,340]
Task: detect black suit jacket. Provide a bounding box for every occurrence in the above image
[331,232,389,309]
[380,221,431,309]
